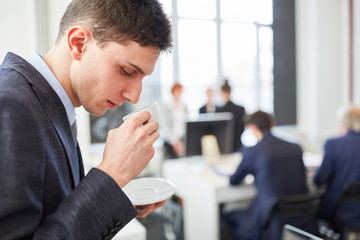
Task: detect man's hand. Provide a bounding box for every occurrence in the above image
[97,111,160,188]
[135,200,167,218]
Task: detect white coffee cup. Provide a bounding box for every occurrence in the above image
[123,102,162,130]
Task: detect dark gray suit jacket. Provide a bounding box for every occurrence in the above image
[0,52,137,239]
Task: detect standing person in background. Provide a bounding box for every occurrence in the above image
[162,82,188,159]
[0,0,172,239]
[199,87,217,113]
[314,103,360,233]
[226,111,309,240]
[216,79,246,152]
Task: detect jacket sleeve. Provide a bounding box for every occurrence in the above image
[313,139,335,186]
[0,90,137,240]
[229,148,254,185]
[34,168,138,240]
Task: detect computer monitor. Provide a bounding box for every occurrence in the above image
[282,224,323,240]
[185,112,234,157]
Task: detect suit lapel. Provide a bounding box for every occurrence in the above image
[77,142,85,179]
[4,53,81,187]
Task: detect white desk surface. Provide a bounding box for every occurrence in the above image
[162,151,322,240]
[112,219,146,240]
[162,153,256,240]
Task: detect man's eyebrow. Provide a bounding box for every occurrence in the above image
[129,63,144,75]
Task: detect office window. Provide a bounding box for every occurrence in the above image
[178,19,217,110]
[258,26,274,111]
[221,23,257,110]
[177,0,216,19]
[143,0,273,115]
[221,0,258,22]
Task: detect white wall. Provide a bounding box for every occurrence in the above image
[0,0,37,61]
[295,0,351,152]
[46,0,72,45]
[354,0,360,104]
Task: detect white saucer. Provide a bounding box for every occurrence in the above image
[123,177,176,205]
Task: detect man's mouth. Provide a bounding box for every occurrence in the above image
[107,100,116,109]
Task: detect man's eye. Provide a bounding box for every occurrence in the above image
[121,68,132,77]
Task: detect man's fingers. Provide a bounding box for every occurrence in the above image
[135,200,167,218]
[142,120,160,135]
[134,111,151,127]
[129,111,159,135]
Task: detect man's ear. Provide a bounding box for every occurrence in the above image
[67,26,92,60]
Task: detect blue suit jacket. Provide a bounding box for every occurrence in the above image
[0,52,137,239]
[228,133,308,240]
[314,131,360,230]
[199,104,217,114]
[199,105,207,114]
[216,101,245,152]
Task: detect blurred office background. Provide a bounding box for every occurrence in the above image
[1,0,360,178]
[1,0,360,239]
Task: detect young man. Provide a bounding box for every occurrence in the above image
[0,0,172,239]
[314,104,360,233]
[227,111,308,240]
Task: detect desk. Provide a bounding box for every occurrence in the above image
[162,151,322,240]
[162,153,256,240]
[112,219,146,240]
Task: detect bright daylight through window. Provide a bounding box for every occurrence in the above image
[143,0,273,116]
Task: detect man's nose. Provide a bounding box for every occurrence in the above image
[125,78,143,104]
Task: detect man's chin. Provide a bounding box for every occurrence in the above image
[85,106,108,117]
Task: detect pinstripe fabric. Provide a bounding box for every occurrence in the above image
[0,52,137,239]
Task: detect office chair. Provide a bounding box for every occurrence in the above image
[261,189,325,240]
[155,196,184,240]
[282,224,324,240]
[331,182,360,240]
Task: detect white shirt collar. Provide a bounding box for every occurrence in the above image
[27,51,76,125]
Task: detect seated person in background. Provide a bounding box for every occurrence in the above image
[226,111,308,240]
[314,103,360,232]
[216,79,246,152]
[199,88,217,113]
[162,82,188,159]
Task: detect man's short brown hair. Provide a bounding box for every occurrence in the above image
[248,111,274,133]
[56,0,172,51]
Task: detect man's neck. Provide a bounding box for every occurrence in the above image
[43,42,79,108]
